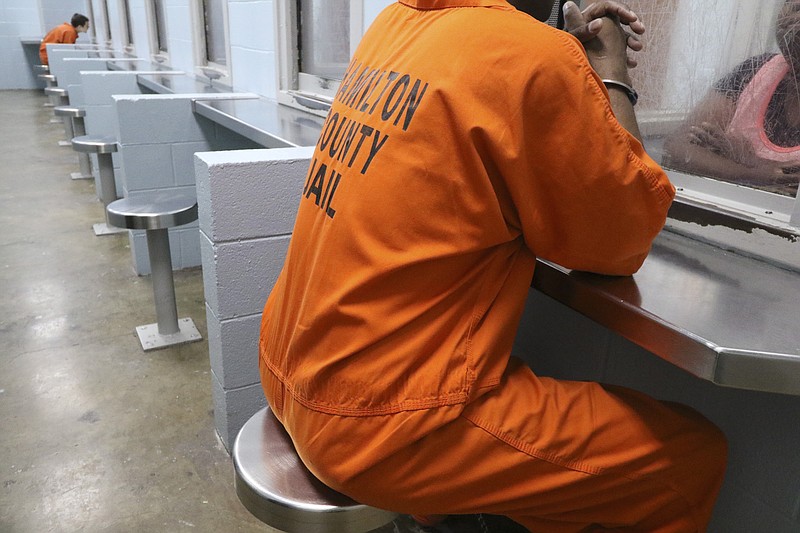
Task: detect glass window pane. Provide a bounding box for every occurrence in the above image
[102,0,112,41]
[299,0,350,79]
[635,0,800,198]
[203,0,227,65]
[153,0,168,52]
[122,0,134,45]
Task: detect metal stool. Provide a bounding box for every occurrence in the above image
[44,86,71,140]
[55,106,92,180]
[71,135,126,235]
[38,73,57,110]
[233,406,398,533]
[106,191,203,351]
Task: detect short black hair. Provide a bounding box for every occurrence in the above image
[71,13,89,28]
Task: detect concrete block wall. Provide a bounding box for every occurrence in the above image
[0,0,41,89]
[227,0,277,98]
[513,290,800,533]
[39,0,89,34]
[113,93,262,275]
[128,0,154,60]
[162,0,196,74]
[194,146,313,450]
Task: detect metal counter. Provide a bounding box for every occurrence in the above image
[136,73,231,95]
[191,98,325,148]
[532,230,800,395]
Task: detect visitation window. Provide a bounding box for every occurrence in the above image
[100,0,113,43]
[194,0,230,82]
[277,0,364,116]
[86,1,98,43]
[148,0,169,61]
[120,0,135,52]
[276,1,562,116]
[629,0,800,270]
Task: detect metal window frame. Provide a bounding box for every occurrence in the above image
[276,0,364,117]
[192,0,231,83]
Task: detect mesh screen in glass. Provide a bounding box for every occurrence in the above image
[635,0,799,197]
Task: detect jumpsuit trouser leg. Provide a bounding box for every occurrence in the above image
[266,357,728,533]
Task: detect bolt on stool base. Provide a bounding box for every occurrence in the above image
[136,318,202,351]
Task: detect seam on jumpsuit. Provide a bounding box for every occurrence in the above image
[461,412,704,532]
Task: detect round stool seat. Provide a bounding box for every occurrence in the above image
[71,135,118,154]
[35,64,50,73]
[106,192,198,231]
[233,406,398,533]
[44,86,67,97]
[38,74,56,83]
[54,106,86,118]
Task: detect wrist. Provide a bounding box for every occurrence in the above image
[601,78,638,106]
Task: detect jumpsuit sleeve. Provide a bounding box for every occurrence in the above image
[498,31,675,276]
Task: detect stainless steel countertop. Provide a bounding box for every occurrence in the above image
[532,230,800,395]
[136,73,231,95]
[191,98,325,148]
[106,60,176,72]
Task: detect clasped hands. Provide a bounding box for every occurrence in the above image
[562,0,645,68]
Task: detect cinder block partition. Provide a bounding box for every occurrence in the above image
[59,58,141,106]
[80,71,162,204]
[195,147,313,450]
[112,93,262,275]
[47,48,95,85]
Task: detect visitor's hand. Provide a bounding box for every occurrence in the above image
[563,0,644,67]
[688,122,755,166]
[689,122,800,182]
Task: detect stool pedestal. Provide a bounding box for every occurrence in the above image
[71,135,126,235]
[106,192,202,351]
[56,106,92,180]
[44,86,70,140]
[38,73,56,109]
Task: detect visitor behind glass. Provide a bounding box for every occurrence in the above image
[663,0,800,197]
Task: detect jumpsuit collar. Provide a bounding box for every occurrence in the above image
[399,0,513,9]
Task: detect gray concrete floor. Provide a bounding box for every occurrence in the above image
[0,89,274,532]
[0,89,530,533]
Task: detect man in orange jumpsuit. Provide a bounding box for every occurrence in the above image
[39,13,90,65]
[258,1,728,531]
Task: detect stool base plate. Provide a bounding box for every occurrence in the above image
[58,139,70,146]
[136,318,202,351]
[71,172,93,180]
[93,222,127,236]
[50,118,61,124]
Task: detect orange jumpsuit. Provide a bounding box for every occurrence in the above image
[259,1,727,531]
[39,23,79,65]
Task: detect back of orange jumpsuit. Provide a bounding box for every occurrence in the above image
[39,22,79,65]
[259,1,727,531]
